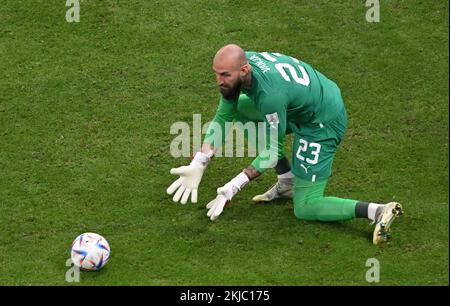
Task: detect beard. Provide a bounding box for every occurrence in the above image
[219,78,242,101]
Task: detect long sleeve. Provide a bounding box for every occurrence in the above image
[203,97,237,148]
[250,92,287,174]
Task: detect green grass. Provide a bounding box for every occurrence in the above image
[0,0,448,285]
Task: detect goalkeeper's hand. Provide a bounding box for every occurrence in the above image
[167,152,211,204]
[206,172,249,221]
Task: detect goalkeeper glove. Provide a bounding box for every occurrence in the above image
[206,172,249,221]
[167,151,211,204]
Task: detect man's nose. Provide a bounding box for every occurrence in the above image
[216,75,224,86]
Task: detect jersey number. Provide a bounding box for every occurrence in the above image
[296,139,321,165]
[260,52,310,86]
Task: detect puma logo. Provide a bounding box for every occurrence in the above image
[300,164,311,173]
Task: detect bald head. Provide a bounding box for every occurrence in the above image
[212,44,251,100]
[213,44,248,71]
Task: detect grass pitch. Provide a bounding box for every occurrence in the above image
[0,0,448,285]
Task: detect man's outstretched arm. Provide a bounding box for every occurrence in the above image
[206,94,288,220]
[205,164,262,221]
[167,98,236,204]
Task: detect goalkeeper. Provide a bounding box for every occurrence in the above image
[167,44,403,245]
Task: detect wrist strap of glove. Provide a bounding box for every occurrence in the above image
[191,151,212,168]
[218,172,250,201]
[229,172,250,192]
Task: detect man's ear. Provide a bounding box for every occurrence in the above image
[241,63,250,74]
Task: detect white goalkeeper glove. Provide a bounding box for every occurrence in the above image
[167,152,211,204]
[206,172,249,221]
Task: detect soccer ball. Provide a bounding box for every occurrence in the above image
[71,232,111,271]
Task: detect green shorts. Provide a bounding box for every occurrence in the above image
[290,108,347,182]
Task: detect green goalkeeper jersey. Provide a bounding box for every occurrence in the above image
[205,51,345,173]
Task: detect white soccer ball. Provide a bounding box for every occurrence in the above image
[71,232,111,271]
